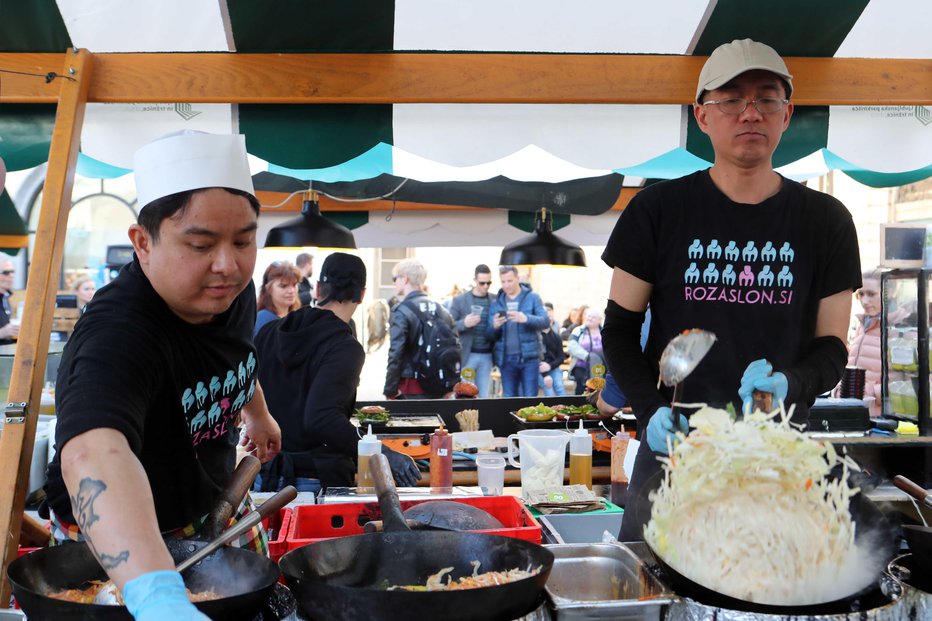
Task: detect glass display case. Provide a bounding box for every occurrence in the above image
[881,269,931,435]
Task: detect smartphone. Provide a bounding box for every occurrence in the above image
[497,311,506,318]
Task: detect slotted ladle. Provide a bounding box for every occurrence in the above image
[658,329,717,430]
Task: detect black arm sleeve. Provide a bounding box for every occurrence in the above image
[602,299,667,432]
[779,335,848,407]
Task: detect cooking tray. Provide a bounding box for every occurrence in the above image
[509,411,626,430]
[351,413,445,435]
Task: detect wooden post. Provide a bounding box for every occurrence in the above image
[0,48,93,603]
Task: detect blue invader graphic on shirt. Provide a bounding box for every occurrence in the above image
[724,241,739,261]
[685,262,701,283]
[688,239,703,259]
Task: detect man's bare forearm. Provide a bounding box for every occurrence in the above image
[61,428,174,591]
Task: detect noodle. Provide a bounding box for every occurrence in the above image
[388,562,540,591]
[644,407,879,606]
[48,581,220,605]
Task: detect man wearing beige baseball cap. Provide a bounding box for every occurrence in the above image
[601,39,861,541]
[44,131,281,620]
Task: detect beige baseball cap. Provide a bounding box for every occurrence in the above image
[696,39,793,103]
[133,130,255,209]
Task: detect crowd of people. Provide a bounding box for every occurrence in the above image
[251,255,604,401]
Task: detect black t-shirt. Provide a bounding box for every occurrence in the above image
[602,170,860,418]
[45,258,258,531]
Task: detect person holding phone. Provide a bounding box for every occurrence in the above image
[487,266,548,397]
[449,264,496,397]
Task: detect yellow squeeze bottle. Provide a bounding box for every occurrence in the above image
[569,419,593,490]
[357,424,381,490]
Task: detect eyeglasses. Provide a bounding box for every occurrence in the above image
[0,270,14,276]
[476,280,492,286]
[701,97,788,115]
[392,274,403,282]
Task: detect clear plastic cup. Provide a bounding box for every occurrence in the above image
[471,304,484,316]
[476,454,506,496]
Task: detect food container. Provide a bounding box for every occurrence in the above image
[539,512,624,545]
[262,507,292,562]
[286,495,542,550]
[544,542,674,620]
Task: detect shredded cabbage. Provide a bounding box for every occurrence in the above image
[644,407,880,606]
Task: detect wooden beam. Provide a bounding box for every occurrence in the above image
[0,235,29,248]
[1,53,929,105]
[0,48,92,602]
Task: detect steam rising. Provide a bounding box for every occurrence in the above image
[645,407,889,606]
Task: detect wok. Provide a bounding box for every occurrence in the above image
[637,470,898,615]
[892,475,932,575]
[279,454,553,621]
[8,462,290,621]
[9,538,280,621]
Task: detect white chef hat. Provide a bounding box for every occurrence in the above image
[133,130,255,209]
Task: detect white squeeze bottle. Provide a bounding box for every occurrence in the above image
[569,419,593,490]
[357,425,381,490]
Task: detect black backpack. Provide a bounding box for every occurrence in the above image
[402,299,462,395]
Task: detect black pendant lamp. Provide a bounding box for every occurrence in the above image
[264,191,356,249]
[499,208,586,267]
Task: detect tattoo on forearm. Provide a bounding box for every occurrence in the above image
[69,477,130,570]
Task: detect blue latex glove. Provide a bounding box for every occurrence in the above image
[122,570,209,621]
[646,406,689,455]
[383,445,423,487]
[738,359,788,414]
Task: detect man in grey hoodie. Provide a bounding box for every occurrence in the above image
[254,253,420,490]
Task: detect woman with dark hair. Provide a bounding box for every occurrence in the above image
[254,253,420,491]
[255,261,301,336]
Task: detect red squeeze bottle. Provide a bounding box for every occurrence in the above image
[430,426,453,492]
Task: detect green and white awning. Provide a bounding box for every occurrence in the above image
[0,0,930,193]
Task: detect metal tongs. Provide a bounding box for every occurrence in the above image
[658,329,717,426]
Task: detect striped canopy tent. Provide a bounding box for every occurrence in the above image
[0,0,930,215]
[0,1,930,598]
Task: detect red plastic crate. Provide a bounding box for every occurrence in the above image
[286,496,541,551]
[262,507,292,562]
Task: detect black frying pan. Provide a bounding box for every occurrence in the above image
[8,539,280,621]
[279,454,553,621]
[637,470,898,615]
[8,464,290,621]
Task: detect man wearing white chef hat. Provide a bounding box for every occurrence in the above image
[44,131,281,620]
[601,39,861,540]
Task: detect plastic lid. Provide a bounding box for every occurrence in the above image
[359,424,382,454]
[573,419,588,436]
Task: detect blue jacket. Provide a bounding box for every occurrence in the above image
[487,285,548,366]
